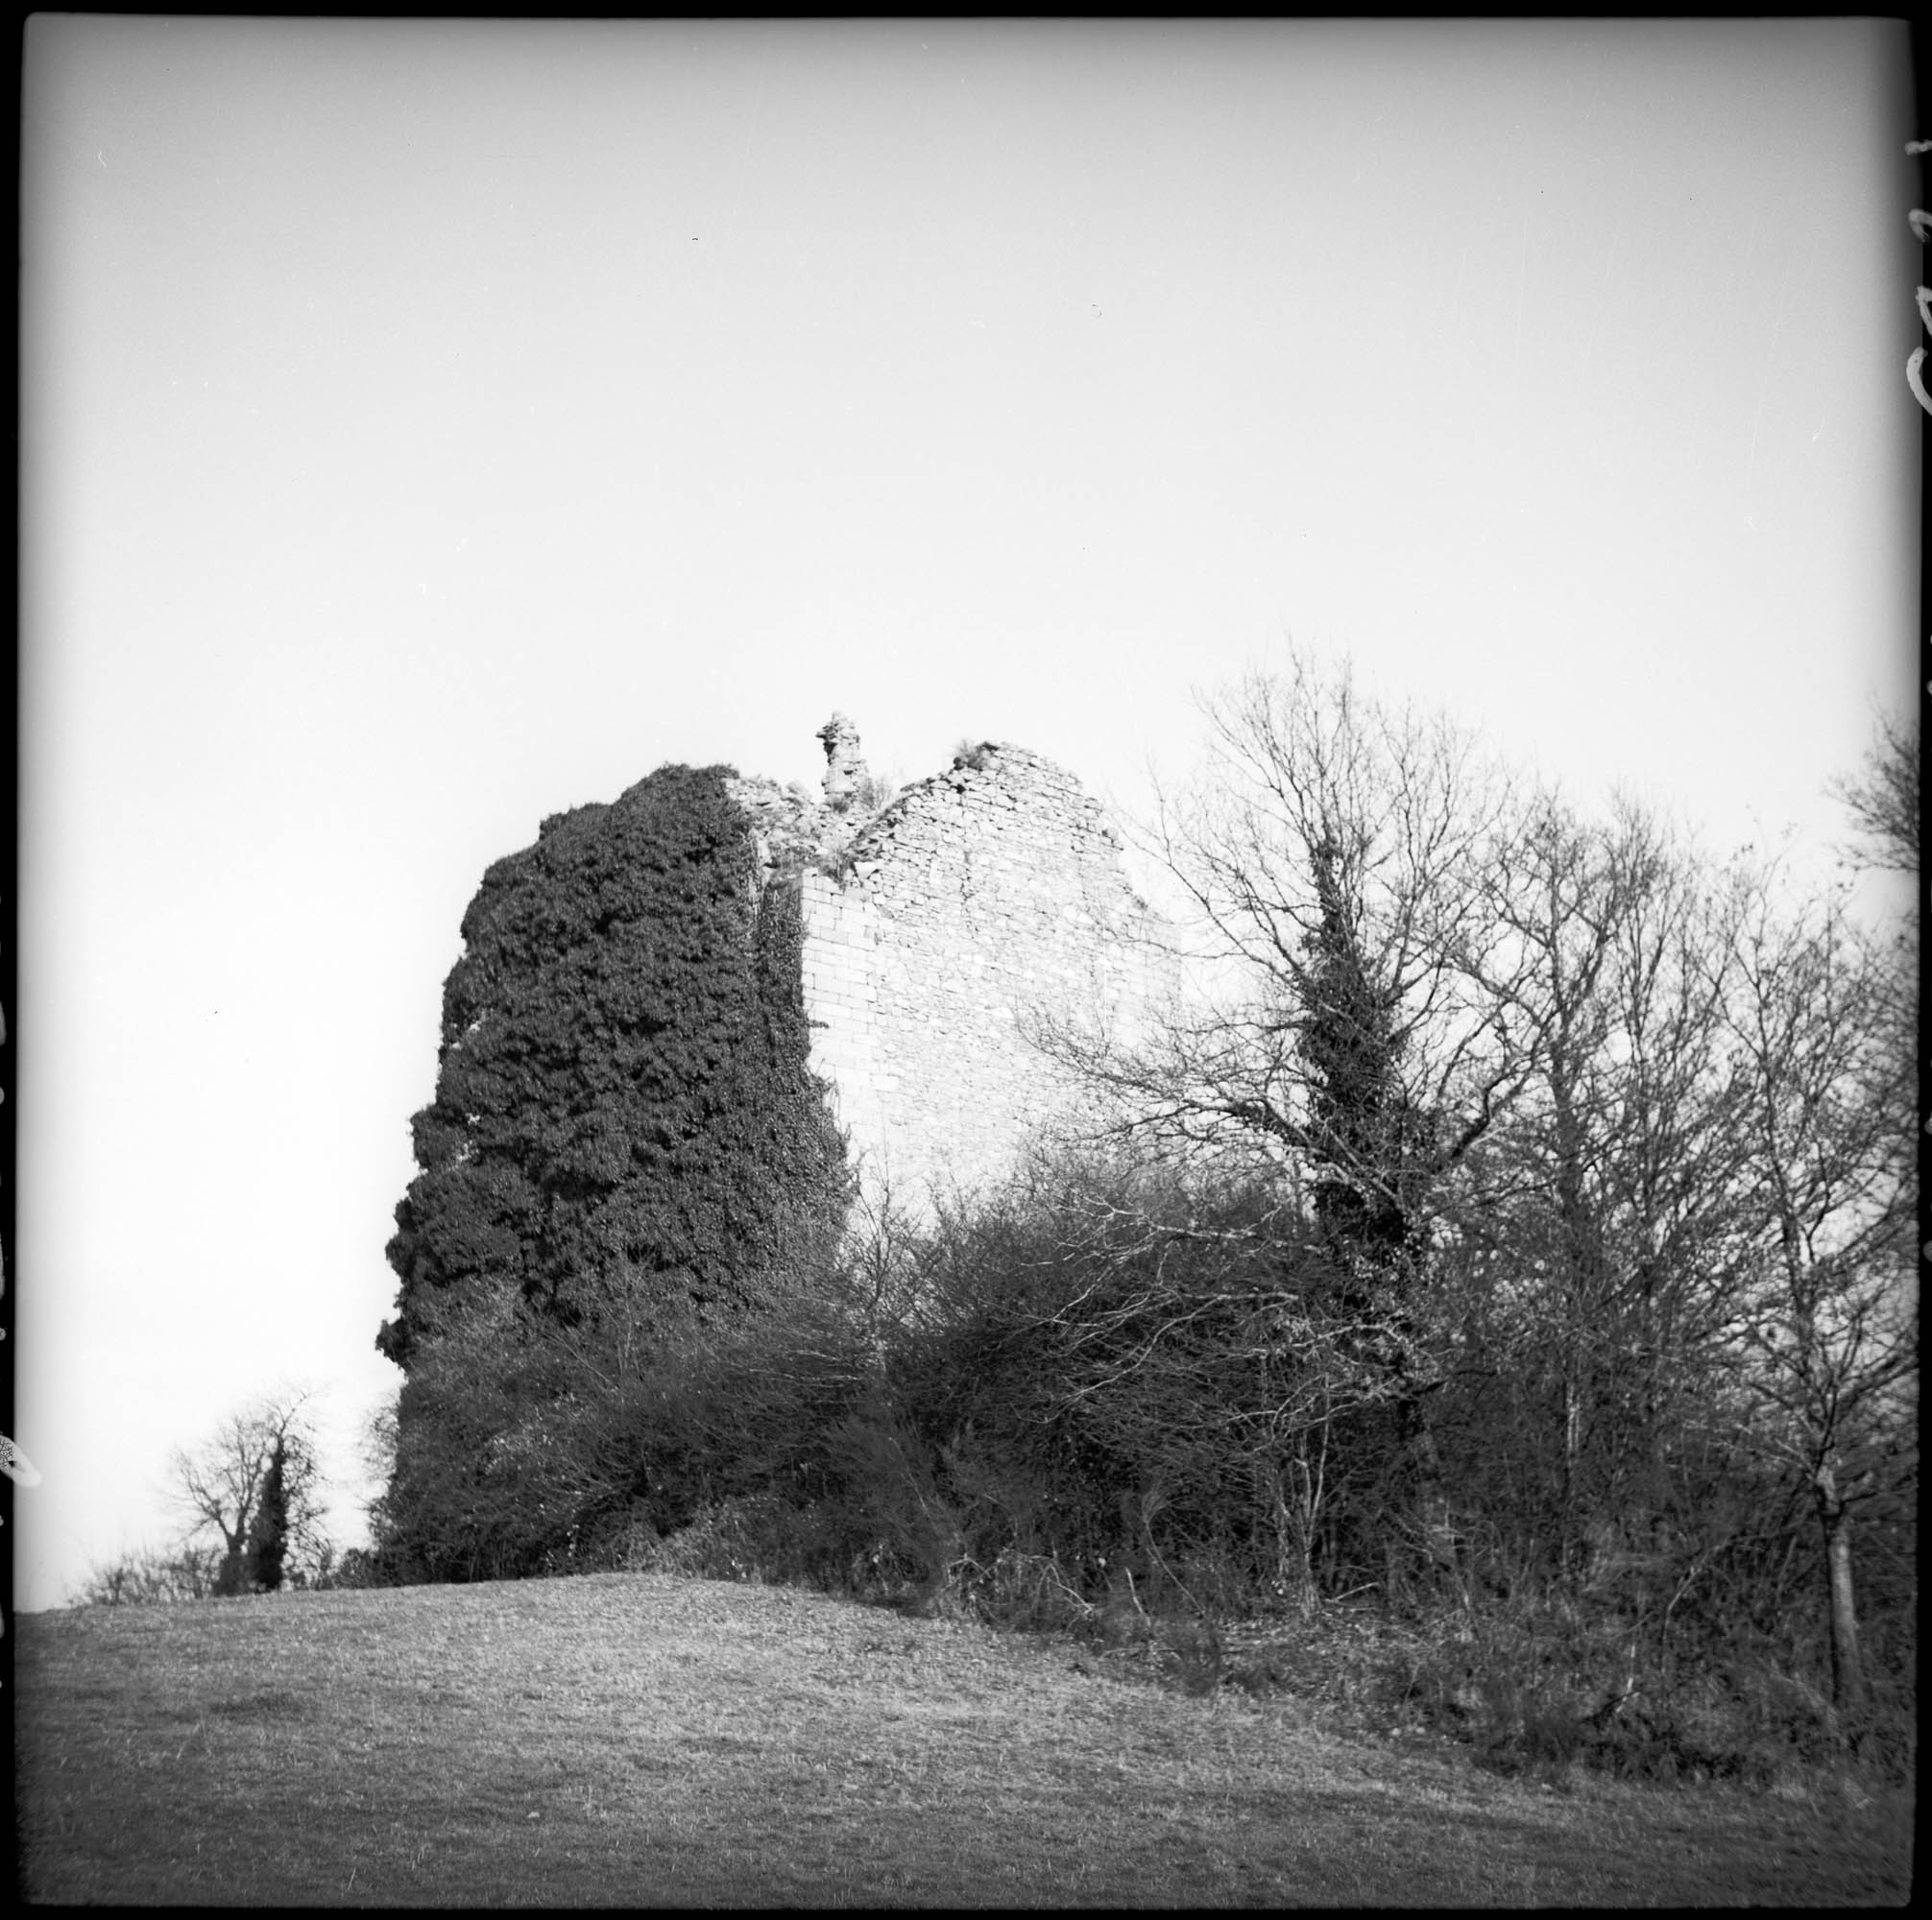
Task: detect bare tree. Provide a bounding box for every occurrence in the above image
[1829,708,1919,876]
[1028,656,1537,1594]
[1441,796,1767,1584]
[169,1392,330,1594]
[1712,870,1918,1727]
[1044,656,1526,1214]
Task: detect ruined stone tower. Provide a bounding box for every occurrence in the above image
[733,717,1171,1215]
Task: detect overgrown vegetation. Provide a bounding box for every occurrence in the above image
[356,665,1915,1793]
[373,762,848,1583]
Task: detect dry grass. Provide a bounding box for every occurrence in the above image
[14,1572,1913,1907]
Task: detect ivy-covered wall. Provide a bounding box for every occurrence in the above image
[379,763,845,1371]
[379,724,1168,1369]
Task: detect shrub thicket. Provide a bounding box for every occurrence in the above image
[73,1545,226,1606]
[576,1147,1914,1785]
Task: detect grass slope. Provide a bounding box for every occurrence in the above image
[14,1572,1912,1908]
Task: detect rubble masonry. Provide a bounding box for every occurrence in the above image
[789,728,1169,1212]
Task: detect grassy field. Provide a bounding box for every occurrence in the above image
[13,1571,1912,1907]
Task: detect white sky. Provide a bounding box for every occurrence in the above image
[14,19,1918,1612]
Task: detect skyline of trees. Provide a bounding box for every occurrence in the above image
[1030,656,1916,1728]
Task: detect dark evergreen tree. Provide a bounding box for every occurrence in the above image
[246,1436,289,1593]
[1292,834,1448,1582]
[1298,836,1434,1324]
[1302,840,1417,1270]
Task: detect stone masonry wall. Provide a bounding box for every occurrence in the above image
[796,739,1169,1212]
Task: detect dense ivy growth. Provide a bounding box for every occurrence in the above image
[379,763,847,1371]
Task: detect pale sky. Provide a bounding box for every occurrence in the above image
[14,19,1918,1612]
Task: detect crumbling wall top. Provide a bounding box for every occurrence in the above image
[817,712,869,808]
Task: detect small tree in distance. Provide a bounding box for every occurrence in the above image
[170,1392,328,1595]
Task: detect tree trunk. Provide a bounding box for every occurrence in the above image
[1269,1463,1317,1618]
[1559,1355,1583,1580]
[1816,1458,1866,1723]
